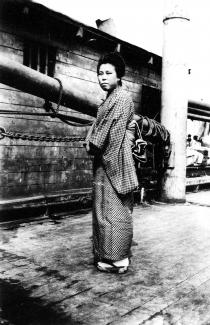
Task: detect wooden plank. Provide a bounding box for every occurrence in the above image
[0,30,23,50]
[122,80,142,94]
[0,45,23,62]
[0,183,89,199]
[0,144,89,159]
[125,69,161,89]
[0,114,62,127]
[0,183,45,199]
[55,61,98,84]
[0,164,92,195]
[57,49,98,73]
[74,42,106,61]
[0,88,45,107]
[0,142,87,155]
[0,173,93,202]
[0,171,93,197]
[0,113,90,135]
[0,102,95,122]
[0,187,92,206]
[0,169,92,186]
[0,157,93,173]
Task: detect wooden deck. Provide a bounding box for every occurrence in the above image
[0,190,210,324]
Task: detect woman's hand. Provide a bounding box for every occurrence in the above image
[84,141,99,155]
[83,141,91,153]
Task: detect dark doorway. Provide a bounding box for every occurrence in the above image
[141,86,161,121]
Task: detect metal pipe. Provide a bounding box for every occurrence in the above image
[188,107,210,117]
[0,54,150,129]
[188,113,210,123]
[0,55,98,117]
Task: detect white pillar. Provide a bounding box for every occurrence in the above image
[161,0,190,202]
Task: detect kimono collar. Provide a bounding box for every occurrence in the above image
[106,85,122,99]
[96,86,123,123]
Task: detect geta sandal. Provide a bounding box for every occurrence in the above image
[97,261,128,274]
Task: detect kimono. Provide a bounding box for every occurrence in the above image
[86,86,138,262]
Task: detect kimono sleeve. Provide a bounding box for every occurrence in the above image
[88,90,134,153]
[102,94,138,194]
[88,106,116,152]
[109,96,133,148]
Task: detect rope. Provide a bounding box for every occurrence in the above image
[42,77,93,127]
[141,116,170,144]
[54,77,63,113]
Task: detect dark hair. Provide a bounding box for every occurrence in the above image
[97,52,125,79]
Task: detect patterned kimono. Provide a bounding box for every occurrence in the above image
[86,86,138,262]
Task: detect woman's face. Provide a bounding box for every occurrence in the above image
[98,63,120,92]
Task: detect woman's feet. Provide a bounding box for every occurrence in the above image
[96,258,129,274]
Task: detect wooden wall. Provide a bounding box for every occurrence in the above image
[0,2,161,208]
[0,30,93,201]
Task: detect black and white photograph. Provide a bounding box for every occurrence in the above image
[0,0,210,324]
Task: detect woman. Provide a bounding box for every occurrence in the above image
[85,52,138,274]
